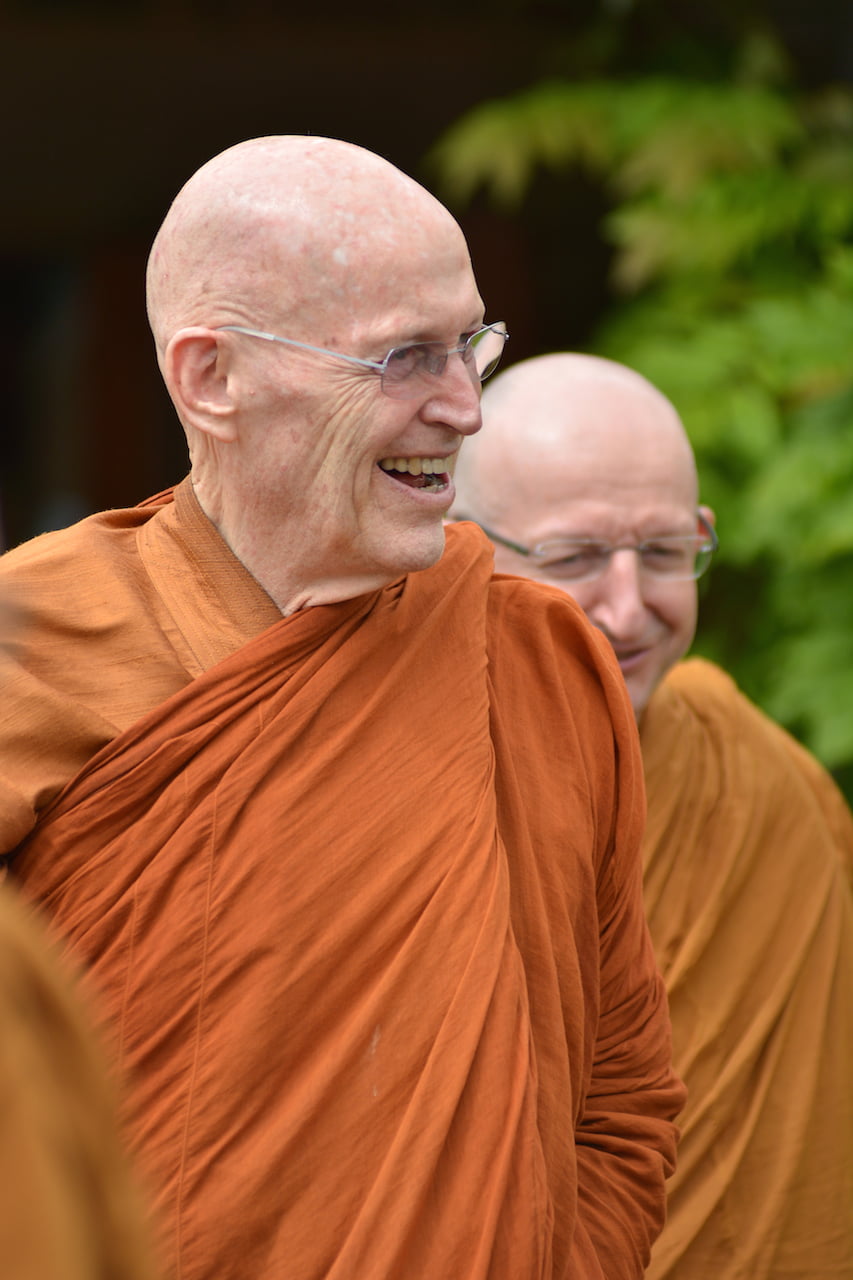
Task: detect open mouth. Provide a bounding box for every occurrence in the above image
[378,457,450,491]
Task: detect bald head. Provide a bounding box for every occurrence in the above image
[146,135,468,361]
[454,353,709,717]
[454,352,696,525]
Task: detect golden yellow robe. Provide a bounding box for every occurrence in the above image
[0,885,154,1280]
[641,658,853,1278]
[0,485,684,1280]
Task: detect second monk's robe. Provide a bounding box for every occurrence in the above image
[641,658,853,1280]
[0,483,684,1280]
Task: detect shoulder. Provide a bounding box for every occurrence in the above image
[659,656,747,717]
[484,570,643,862]
[487,570,628,691]
[649,656,806,769]
[651,657,795,754]
[0,496,181,853]
[440,524,632,729]
[647,657,853,872]
[659,657,826,768]
[0,499,170,650]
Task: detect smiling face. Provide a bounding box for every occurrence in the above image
[150,136,486,611]
[223,222,485,605]
[452,353,705,719]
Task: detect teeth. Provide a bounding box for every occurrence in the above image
[378,457,447,475]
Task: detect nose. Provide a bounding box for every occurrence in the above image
[582,550,650,641]
[420,353,483,437]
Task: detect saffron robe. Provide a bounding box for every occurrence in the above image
[0,885,155,1280]
[641,659,853,1279]
[0,482,684,1279]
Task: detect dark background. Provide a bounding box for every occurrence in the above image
[2,0,851,549]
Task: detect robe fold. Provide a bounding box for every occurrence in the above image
[1,483,683,1279]
[641,658,853,1279]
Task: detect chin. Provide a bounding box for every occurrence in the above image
[625,673,656,721]
[631,653,682,718]
[630,694,649,722]
[386,525,447,576]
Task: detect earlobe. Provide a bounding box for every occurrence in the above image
[698,503,716,530]
[164,327,238,442]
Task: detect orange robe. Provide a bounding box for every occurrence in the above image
[641,659,853,1279]
[0,483,684,1279]
[0,885,155,1280]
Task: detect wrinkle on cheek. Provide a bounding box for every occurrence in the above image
[315,383,378,459]
[307,388,380,518]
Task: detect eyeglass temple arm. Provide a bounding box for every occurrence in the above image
[457,519,531,557]
[217,326,383,371]
[218,324,505,370]
[466,512,716,558]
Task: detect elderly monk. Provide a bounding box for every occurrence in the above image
[0,140,684,1280]
[451,350,853,1280]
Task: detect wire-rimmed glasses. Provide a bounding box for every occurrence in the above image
[470,512,718,582]
[216,321,509,400]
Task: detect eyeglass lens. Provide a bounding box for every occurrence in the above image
[380,324,507,399]
[536,536,713,581]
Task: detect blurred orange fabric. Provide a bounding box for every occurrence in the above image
[0,885,155,1280]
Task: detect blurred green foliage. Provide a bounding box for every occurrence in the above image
[429,37,853,795]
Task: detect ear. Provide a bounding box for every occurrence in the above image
[698,503,716,530]
[163,327,238,443]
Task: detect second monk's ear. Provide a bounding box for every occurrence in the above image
[163,328,238,442]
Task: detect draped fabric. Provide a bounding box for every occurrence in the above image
[1,489,683,1280]
[641,659,853,1279]
[0,885,155,1280]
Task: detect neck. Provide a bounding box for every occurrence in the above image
[190,474,391,615]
